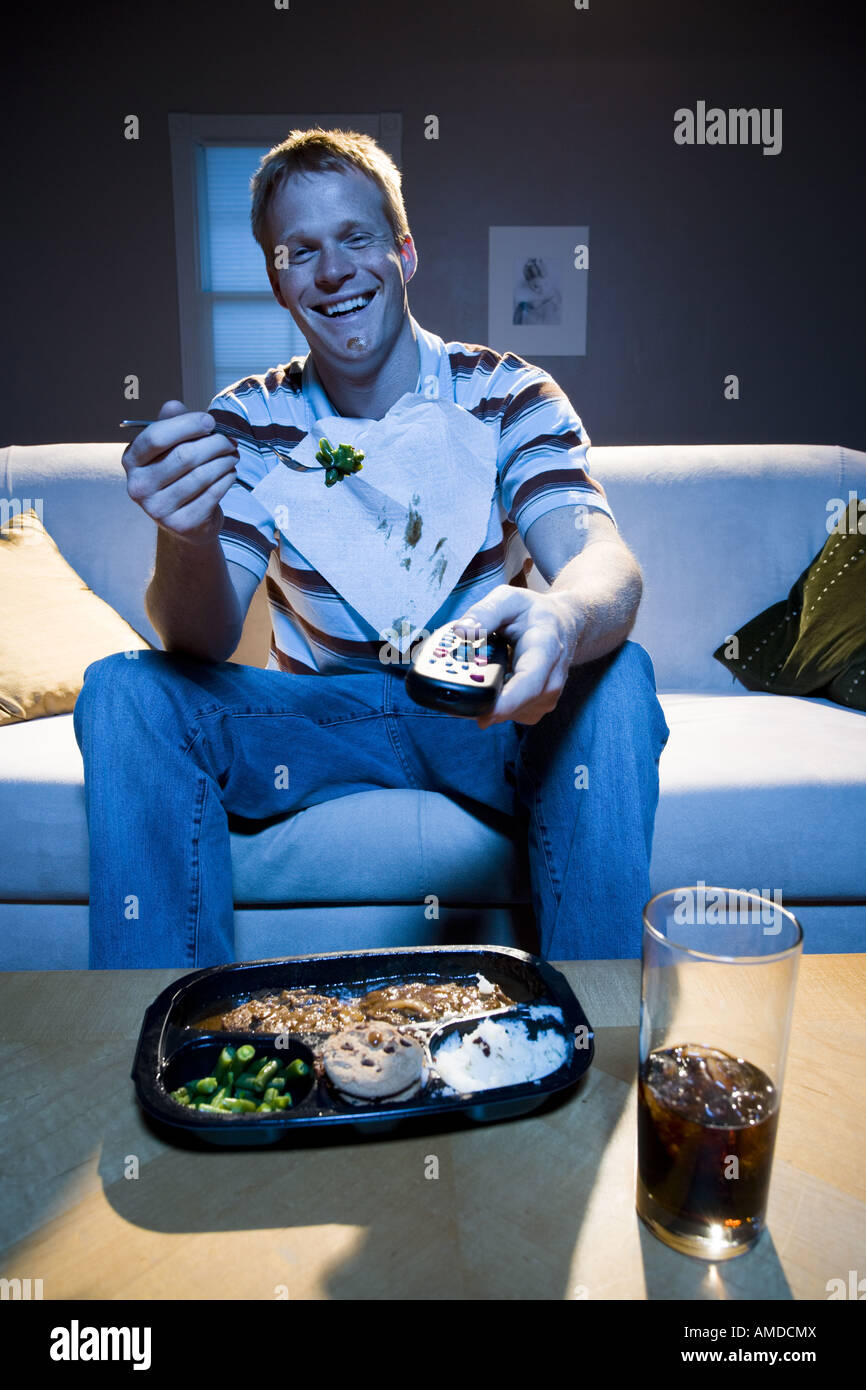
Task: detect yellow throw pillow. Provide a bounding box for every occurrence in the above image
[0,508,152,724]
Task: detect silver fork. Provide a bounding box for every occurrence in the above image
[264,440,321,473]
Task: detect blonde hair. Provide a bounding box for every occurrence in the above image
[250,127,410,258]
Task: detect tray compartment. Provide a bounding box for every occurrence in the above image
[160,1033,317,1112]
[168,948,542,1032]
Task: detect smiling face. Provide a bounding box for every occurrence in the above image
[265,165,417,375]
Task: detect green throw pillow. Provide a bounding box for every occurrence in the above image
[713,498,866,710]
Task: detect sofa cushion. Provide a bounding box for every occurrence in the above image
[651,691,866,898]
[712,496,866,709]
[0,715,527,904]
[0,714,92,896]
[590,444,866,693]
[0,509,151,724]
[229,789,527,904]
[0,443,161,648]
[1,696,864,911]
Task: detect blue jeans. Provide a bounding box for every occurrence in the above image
[72,640,670,968]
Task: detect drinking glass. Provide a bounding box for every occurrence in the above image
[636,886,802,1259]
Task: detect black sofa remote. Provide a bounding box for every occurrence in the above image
[405,623,510,717]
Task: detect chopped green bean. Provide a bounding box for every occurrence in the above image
[220,1096,256,1113]
[235,1057,271,1082]
[228,1045,256,1080]
[169,1040,307,1118]
[252,1059,278,1092]
[214,1046,236,1082]
[232,1072,261,1090]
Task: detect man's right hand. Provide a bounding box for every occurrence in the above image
[122,400,240,546]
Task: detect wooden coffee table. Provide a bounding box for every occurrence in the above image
[0,956,863,1300]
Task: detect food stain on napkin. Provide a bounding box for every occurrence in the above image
[392,495,441,575]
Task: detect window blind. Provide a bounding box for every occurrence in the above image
[200,145,308,394]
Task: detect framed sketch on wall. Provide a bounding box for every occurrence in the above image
[488,225,589,356]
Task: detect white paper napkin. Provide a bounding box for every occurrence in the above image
[251,392,498,650]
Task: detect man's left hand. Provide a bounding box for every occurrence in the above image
[453,586,583,729]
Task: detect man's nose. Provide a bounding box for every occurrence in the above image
[315,242,356,284]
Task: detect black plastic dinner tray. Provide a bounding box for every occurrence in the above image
[131,944,594,1146]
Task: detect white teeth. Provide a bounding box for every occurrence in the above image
[321,293,374,316]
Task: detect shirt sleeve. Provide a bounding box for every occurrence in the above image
[207,387,278,581]
[496,367,617,537]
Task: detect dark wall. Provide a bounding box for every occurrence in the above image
[2,0,863,449]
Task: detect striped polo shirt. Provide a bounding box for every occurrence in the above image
[210,315,616,675]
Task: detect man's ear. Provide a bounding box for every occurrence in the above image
[399,234,418,285]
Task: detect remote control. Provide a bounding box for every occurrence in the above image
[405,623,511,717]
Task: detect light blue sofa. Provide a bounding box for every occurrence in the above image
[1,439,865,967]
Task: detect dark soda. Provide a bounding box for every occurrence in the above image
[636,1042,779,1255]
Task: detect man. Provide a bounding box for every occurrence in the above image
[74,127,670,968]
